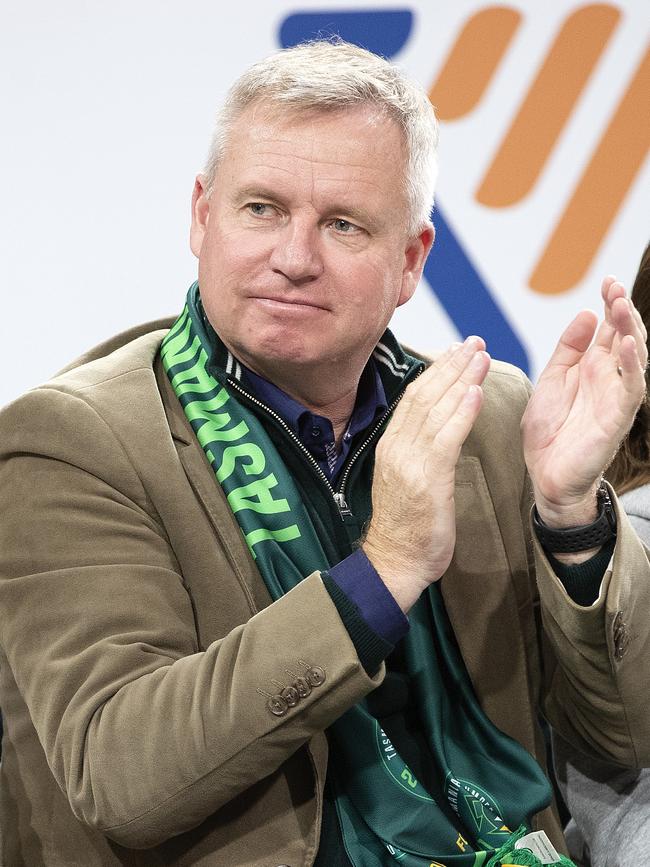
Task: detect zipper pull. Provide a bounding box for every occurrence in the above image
[333,492,352,517]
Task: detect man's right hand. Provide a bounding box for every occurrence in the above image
[362,337,490,613]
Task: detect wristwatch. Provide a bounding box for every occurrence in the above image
[532,481,617,553]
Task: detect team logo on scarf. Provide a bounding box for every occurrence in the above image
[446,774,511,849]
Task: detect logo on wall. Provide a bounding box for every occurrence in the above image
[279,7,649,373]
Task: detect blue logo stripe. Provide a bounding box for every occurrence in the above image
[425,207,530,373]
[279,10,413,58]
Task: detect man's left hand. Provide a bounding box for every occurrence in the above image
[522,276,647,536]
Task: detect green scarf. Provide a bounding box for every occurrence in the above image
[161,284,575,867]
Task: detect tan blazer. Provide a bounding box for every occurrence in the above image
[0,321,648,866]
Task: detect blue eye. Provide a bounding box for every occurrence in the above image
[333,219,354,233]
[248,203,271,216]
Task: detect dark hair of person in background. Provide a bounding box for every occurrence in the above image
[606,242,650,494]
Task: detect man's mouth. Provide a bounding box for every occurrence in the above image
[252,296,329,312]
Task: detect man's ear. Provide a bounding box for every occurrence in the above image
[397,224,435,307]
[190,175,210,259]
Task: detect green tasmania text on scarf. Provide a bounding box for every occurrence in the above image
[161,283,574,867]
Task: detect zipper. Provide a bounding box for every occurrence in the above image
[227,365,423,520]
[335,364,424,510]
[227,379,342,511]
[336,387,414,508]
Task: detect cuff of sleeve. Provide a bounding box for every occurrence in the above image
[547,537,616,606]
[327,549,409,645]
[321,572,394,676]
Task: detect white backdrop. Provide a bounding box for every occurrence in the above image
[1,0,648,407]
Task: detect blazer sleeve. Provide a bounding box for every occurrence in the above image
[0,385,382,848]
[488,361,650,769]
[534,488,650,768]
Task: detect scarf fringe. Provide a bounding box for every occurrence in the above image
[486,824,576,867]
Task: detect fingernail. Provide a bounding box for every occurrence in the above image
[470,350,489,369]
[468,353,483,371]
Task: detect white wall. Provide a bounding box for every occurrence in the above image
[1,0,648,406]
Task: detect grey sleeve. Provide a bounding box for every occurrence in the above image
[553,732,650,866]
[618,484,650,548]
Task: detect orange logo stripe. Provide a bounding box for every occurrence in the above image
[476,4,620,208]
[530,44,650,293]
[428,7,521,120]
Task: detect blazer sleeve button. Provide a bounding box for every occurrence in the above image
[280,686,300,707]
[306,666,326,687]
[268,695,289,716]
[293,676,312,698]
[612,611,630,660]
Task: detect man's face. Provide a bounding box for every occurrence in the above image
[190,102,434,382]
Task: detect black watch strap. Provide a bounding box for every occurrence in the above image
[532,482,617,553]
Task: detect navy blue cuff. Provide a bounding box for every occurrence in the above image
[328,549,409,645]
[321,574,392,676]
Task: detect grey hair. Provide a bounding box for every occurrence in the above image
[203,39,439,236]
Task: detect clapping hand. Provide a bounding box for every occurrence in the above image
[522,277,647,546]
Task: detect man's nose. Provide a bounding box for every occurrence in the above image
[268,220,324,283]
